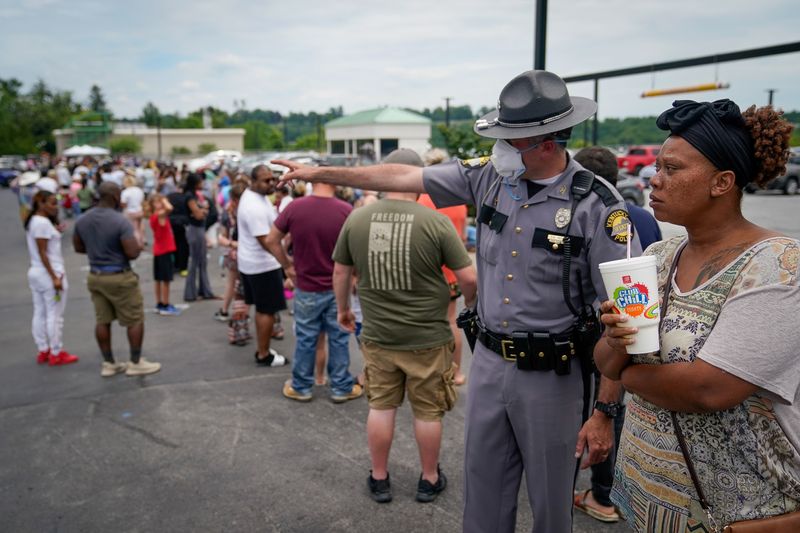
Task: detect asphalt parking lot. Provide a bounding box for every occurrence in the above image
[5,187,798,532]
[0,189,621,532]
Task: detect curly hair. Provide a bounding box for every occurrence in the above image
[742,105,794,188]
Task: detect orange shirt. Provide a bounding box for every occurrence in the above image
[418,194,467,284]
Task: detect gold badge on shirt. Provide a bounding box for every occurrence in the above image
[554,208,571,228]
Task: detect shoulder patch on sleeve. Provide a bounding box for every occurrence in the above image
[604,209,632,245]
[459,156,491,168]
[591,179,618,207]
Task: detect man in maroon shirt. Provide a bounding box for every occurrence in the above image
[265,180,362,403]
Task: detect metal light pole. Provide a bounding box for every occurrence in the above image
[534,0,547,70]
[156,112,162,161]
[444,97,452,127]
[592,78,599,146]
[766,88,776,106]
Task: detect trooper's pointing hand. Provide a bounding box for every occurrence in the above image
[271,159,309,189]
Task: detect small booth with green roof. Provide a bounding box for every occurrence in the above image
[324,107,431,162]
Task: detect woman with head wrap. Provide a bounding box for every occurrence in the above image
[594,99,799,531]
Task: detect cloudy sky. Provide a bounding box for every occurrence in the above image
[2,0,799,120]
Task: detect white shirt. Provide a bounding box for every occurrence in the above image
[236,188,281,275]
[121,186,145,214]
[56,166,71,186]
[27,215,64,273]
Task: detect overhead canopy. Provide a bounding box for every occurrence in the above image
[63,144,110,157]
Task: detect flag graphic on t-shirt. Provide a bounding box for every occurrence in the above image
[367,213,414,290]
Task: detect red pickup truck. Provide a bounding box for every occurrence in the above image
[617,145,660,176]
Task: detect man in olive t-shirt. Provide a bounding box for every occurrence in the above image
[332,148,477,504]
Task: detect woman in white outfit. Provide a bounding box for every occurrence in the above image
[25,191,79,366]
[121,174,145,247]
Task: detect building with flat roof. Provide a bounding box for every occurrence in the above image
[54,120,244,158]
[324,107,431,162]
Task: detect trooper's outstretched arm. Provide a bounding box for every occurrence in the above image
[272,159,425,193]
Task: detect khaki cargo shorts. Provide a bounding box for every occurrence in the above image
[361,340,457,421]
[87,270,144,326]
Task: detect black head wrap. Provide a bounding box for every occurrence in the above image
[656,99,756,188]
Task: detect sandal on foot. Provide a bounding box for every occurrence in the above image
[573,490,620,523]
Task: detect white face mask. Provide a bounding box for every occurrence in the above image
[490,139,539,180]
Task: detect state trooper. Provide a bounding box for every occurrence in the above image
[274,70,640,533]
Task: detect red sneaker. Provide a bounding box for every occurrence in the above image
[36,350,51,364]
[49,351,79,366]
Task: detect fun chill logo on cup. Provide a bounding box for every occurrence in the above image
[612,281,658,319]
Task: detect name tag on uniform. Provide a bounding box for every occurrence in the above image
[532,228,584,255]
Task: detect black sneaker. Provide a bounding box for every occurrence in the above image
[416,465,447,503]
[254,349,288,367]
[367,472,392,503]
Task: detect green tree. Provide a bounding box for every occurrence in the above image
[109,136,141,154]
[243,121,284,150]
[198,142,218,153]
[436,123,493,158]
[0,78,80,154]
[88,84,108,113]
[291,132,323,150]
[171,146,191,155]
[189,106,228,128]
[141,102,160,127]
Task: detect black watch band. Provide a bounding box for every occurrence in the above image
[594,401,621,418]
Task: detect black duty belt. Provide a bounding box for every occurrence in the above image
[477,327,577,375]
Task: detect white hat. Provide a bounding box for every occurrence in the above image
[18,171,41,187]
[35,176,59,194]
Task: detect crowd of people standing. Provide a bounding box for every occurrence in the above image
[12,68,800,533]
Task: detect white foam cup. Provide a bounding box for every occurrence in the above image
[598,255,660,354]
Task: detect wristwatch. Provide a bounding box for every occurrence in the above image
[594,401,622,418]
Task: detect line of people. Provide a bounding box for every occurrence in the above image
[18,68,799,533]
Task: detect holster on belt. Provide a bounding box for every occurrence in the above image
[456,307,479,352]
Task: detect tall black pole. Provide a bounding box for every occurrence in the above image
[444,97,452,127]
[157,112,162,161]
[592,78,599,146]
[766,88,776,106]
[316,115,322,151]
[534,0,548,69]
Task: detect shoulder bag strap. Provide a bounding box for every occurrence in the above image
[662,241,759,532]
[658,244,711,502]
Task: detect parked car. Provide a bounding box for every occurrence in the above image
[187,150,243,172]
[616,175,646,206]
[638,164,657,187]
[744,155,800,195]
[617,145,660,176]
[0,156,23,187]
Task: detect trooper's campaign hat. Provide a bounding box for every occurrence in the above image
[474,70,597,139]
